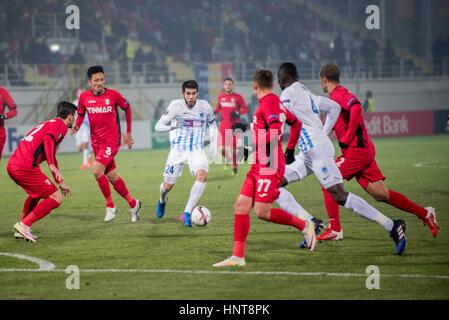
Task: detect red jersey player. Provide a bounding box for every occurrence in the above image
[72,65,141,222]
[8,101,76,242]
[0,86,18,160]
[215,77,248,175]
[318,64,439,241]
[213,70,315,268]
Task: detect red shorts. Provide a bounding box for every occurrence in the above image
[240,165,283,203]
[7,164,58,198]
[336,148,385,190]
[92,143,119,174]
[0,128,5,160]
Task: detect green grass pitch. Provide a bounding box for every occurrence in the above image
[0,135,448,299]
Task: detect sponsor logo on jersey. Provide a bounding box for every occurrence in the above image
[279,113,286,122]
[87,106,113,114]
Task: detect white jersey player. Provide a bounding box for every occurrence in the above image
[155,80,218,227]
[277,63,403,250]
[73,90,92,169]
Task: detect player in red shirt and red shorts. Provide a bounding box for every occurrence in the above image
[0,86,18,161]
[318,64,439,241]
[213,70,316,267]
[73,66,141,223]
[8,101,76,242]
[215,77,248,175]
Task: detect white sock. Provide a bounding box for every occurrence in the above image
[160,183,169,203]
[276,188,314,221]
[83,148,90,165]
[344,193,394,231]
[184,181,206,213]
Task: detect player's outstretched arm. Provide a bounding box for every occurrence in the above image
[318,96,341,135]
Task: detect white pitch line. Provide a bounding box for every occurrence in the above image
[413,161,449,168]
[0,267,448,280]
[0,252,55,271]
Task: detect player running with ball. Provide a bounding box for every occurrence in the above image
[154,80,218,227]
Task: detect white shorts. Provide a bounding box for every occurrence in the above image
[163,149,209,184]
[75,126,90,146]
[284,140,343,189]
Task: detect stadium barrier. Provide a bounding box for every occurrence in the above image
[363,110,436,137]
[2,112,446,157]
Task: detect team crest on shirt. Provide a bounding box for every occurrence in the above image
[199,112,205,119]
[279,113,286,122]
[105,99,110,105]
[321,167,328,174]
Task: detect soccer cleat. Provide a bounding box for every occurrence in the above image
[300,218,324,248]
[390,219,407,256]
[130,199,142,223]
[104,207,117,222]
[422,207,439,238]
[317,227,344,241]
[213,256,246,267]
[80,164,87,170]
[14,231,38,240]
[13,222,37,243]
[301,221,317,251]
[179,212,192,227]
[155,201,166,218]
[232,166,238,175]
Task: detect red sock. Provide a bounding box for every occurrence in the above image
[268,208,306,231]
[22,199,60,227]
[96,175,114,208]
[112,178,136,208]
[20,196,40,221]
[233,213,250,258]
[322,187,342,232]
[387,189,427,219]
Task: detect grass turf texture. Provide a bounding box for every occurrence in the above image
[0,135,448,299]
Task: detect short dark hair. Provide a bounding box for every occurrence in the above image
[278,62,299,87]
[57,101,77,119]
[182,80,198,93]
[320,64,340,83]
[87,65,104,80]
[223,77,234,83]
[253,69,273,89]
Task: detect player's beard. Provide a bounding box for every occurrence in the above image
[185,99,196,108]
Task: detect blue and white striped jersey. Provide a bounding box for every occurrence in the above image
[155,99,216,151]
[281,82,340,153]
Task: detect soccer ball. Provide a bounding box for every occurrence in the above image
[191,206,211,227]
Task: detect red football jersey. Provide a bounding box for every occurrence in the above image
[8,118,67,168]
[252,93,296,174]
[215,92,248,128]
[0,86,17,127]
[76,88,130,146]
[330,85,375,153]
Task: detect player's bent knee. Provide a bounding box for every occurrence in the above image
[372,191,389,202]
[254,206,270,221]
[196,170,208,182]
[234,201,251,214]
[49,192,64,204]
